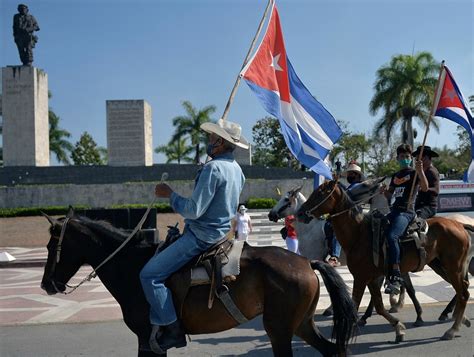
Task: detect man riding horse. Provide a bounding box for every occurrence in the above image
[383,143,438,295]
[140,119,248,353]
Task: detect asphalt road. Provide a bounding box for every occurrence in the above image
[1,303,472,357]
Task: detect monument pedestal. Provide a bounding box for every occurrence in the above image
[106,100,153,166]
[2,66,49,166]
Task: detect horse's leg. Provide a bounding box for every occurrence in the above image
[401,273,424,327]
[440,270,470,340]
[351,279,368,326]
[367,280,406,343]
[359,276,384,326]
[389,285,405,312]
[295,318,338,357]
[263,320,294,357]
[439,296,456,321]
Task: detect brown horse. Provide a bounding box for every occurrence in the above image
[40,213,357,357]
[296,180,472,342]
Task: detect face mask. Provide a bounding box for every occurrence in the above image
[206,139,221,157]
[347,176,357,184]
[398,159,412,168]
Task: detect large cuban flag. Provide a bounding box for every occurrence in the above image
[240,3,342,179]
[433,65,474,181]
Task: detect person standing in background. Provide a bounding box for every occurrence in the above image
[233,204,252,241]
[284,214,300,254]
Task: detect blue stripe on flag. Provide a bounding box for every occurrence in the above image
[435,108,473,135]
[244,79,334,179]
[287,58,342,143]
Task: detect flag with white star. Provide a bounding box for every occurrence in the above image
[240,3,342,179]
[434,65,474,181]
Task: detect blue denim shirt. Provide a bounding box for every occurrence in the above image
[170,152,245,244]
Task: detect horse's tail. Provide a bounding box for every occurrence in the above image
[310,260,357,350]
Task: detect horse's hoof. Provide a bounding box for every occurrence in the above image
[357,318,367,327]
[438,314,449,321]
[440,330,455,340]
[462,317,471,328]
[413,319,424,327]
[395,334,404,343]
[322,307,334,316]
[389,306,399,313]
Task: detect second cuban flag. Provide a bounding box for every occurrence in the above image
[241,3,342,179]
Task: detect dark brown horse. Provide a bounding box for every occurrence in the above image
[40,213,357,357]
[296,180,472,342]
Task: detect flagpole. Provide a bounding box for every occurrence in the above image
[407,60,445,211]
[221,0,274,121]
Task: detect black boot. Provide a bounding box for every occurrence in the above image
[150,320,187,354]
[384,271,403,295]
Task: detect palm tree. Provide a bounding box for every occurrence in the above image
[171,100,216,163]
[370,52,441,148]
[155,137,194,164]
[48,91,74,164]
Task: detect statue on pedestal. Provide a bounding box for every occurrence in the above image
[13,4,40,66]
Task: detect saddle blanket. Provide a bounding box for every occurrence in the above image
[190,240,245,285]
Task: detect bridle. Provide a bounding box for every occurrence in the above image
[304,182,338,218]
[304,182,380,220]
[48,199,156,295]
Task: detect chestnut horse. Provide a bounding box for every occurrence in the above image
[296,180,471,342]
[40,213,357,357]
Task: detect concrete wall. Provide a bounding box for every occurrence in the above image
[0,179,313,209]
[0,164,310,186]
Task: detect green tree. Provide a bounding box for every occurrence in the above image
[71,132,106,165]
[171,100,216,163]
[252,117,296,168]
[155,137,194,164]
[48,91,74,165]
[330,133,371,172]
[370,52,440,148]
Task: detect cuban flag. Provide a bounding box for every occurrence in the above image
[240,3,342,179]
[433,65,474,181]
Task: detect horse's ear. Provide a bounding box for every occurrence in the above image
[41,211,59,226]
[67,205,75,218]
[275,187,281,196]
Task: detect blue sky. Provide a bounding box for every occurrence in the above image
[1,0,473,165]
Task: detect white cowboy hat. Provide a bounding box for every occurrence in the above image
[239,205,248,212]
[200,119,249,149]
[344,163,365,180]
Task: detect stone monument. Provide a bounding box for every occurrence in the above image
[106,100,153,166]
[2,66,49,166]
[234,145,252,165]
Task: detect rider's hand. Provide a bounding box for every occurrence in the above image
[155,183,173,198]
[415,159,423,174]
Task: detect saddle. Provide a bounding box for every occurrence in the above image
[159,224,248,324]
[370,211,429,272]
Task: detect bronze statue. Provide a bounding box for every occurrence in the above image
[13,4,40,66]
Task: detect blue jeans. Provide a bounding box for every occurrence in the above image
[386,210,415,266]
[139,229,212,325]
[324,221,341,258]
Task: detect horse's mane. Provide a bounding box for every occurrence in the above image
[337,182,364,223]
[72,216,130,245]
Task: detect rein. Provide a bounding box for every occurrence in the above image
[51,198,157,295]
[305,183,380,220]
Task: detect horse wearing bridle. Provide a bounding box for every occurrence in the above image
[297,180,472,343]
[40,210,358,357]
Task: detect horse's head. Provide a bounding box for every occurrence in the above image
[296,180,341,223]
[268,185,306,222]
[40,210,86,295]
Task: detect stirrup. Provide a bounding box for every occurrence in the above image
[149,326,166,354]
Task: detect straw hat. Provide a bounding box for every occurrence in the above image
[344,163,365,180]
[200,119,249,149]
